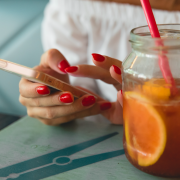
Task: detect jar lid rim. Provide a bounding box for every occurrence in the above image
[130,24,180,49]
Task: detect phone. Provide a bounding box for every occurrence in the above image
[0,59,87,98]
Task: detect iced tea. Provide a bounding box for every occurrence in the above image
[123,78,180,177]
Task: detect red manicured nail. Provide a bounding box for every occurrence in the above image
[120,90,123,94]
[92,53,105,62]
[113,65,121,75]
[100,102,111,111]
[65,66,78,73]
[58,60,70,73]
[82,96,96,106]
[36,86,50,95]
[59,93,73,103]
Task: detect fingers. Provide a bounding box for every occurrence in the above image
[65,53,122,90]
[27,100,112,126]
[91,53,122,90]
[65,65,118,85]
[19,78,50,98]
[40,49,70,74]
[27,95,97,118]
[101,98,123,125]
[19,91,74,107]
[109,65,122,84]
[92,53,122,71]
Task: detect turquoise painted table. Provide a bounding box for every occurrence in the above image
[0,116,179,180]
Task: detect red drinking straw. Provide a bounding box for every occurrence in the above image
[140,0,177,95]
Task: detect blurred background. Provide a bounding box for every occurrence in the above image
[0,0,49,116]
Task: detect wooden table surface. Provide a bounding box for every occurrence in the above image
[0,115,179,180]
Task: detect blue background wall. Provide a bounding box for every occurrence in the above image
[0,0,49,116]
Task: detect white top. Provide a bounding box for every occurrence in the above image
[41,0,180,101]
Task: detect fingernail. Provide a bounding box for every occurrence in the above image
[120,90,123,94]
[65,66,78,73]
[58,60,70,73]
[112,65,121,75]
[100,102,111,111]
[59,93,73,103]
[36,86,50,95]
[82,96,96,106]
[92,53,105,62]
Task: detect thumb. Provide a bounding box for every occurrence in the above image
[40,49,70,75]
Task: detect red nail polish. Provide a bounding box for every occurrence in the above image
[82,96,96,106]
[58,60,70,73]
[100,102,111,111]
[59,93,73,103]
[92,53,105,62]
[120,90,123,94]
[65,66,78,73]
[112,65,121,75]
[36,86,50,95]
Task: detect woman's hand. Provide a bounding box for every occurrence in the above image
[65,53,123,125]
[19,49,112,125]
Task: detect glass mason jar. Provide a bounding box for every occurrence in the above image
[122,24,180,177]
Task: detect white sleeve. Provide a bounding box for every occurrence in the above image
[41,1,99,94]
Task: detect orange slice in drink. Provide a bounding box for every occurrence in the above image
[141,79,171,100]
[123,92,166,166]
